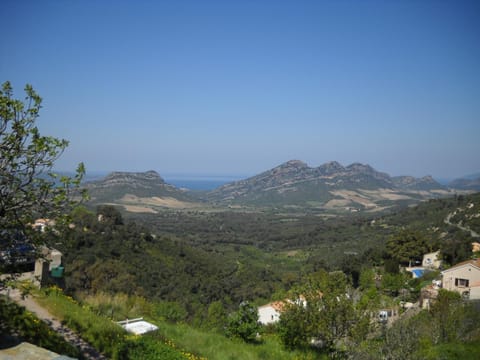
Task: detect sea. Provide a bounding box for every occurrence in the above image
[75,171,244,191]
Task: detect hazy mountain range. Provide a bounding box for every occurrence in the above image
[83,160,479,213]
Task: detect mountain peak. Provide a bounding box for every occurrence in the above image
[317,161,345,175]
[392,175,444,190]
[104,170,165,183]
[420,175,435,182]
[85,170,195,203]
[280,160,309,168]
[346,163,375,173]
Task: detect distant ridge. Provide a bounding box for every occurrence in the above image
[392,175,445,191]
[85,170,195,203]
[81,162,466,213]
[449,175,480,191]
[206,160,450,210]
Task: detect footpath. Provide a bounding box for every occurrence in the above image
[2,287,107,360]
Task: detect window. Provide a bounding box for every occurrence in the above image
[455,278,469,287]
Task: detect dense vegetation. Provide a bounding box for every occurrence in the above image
[0,296,80,357]
[32,286,318,360]
[3,82,479,358]
[48,192,479,321]
[32,192,478,358]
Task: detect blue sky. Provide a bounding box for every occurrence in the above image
[1,0,479,180]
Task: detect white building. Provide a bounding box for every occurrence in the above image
[258,301,285,325]
[441,259,480,300]
[422,250,442,269]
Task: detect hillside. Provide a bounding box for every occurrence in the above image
[206,160,451,211]
[82,162,472,214]
[54,192,480,327]
[7,192,480,360]
[449,175,480,191]
[84,170,203,211]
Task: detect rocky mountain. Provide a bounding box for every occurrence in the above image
[83,162,461,213]
[449,176,480,191]
[392,175,446,191]
[84,171,199,210]
[206,160,450,211]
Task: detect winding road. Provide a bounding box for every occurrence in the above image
[444,211,480,238]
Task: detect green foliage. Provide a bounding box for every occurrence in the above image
[226,301,261,343]
[381,317,422,360]
[359,268,376,290]
[277,301,311,350]
[419,341,480,360]
[42,288,126,358]
[154,301,188,323]
[0,81,85,231]
[38,287,314,360]
[429,289,480,344]
[381,272,408,297]
[117,336,190,360]
[278,270,370,353]
[97,205,124,225]
[81,292,153,321]
[60,212,295,319]
[0,297,80,357]
[386,229,428,264]
[383,258,399,274]
[206,300,227,332]
[37,287,194,360]
[349,291,480,359]
[154,320,317,360]
[311,271,359,349]
[440,234,473,265]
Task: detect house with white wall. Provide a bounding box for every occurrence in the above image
[422,250,442,269]
[441,259,480,300]
[258,295,310,325]
[258,301,285,325]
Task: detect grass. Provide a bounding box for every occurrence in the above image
[0,296,80,358]
[147,320,323,360]
[33,286,197,359]
[418,342,480,360]
[33,286,323,359]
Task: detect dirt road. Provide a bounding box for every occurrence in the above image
[444,212,480,238]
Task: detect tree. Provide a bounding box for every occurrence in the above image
[313,271,358,349]
[97,205,123,225]
[278,270,370,352]
[386,229,429,265]
[382,318,421,360]
[429,289,469,344]
[0,81,85,267]
[226,301,260,342]
[277,300,312,349]
[206,300,227,332]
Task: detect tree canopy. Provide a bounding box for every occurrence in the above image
[226,301,260,343]
[0,81,85,273]
[386,229,429,265]
[0,81,85,229]
[278,270,370,352]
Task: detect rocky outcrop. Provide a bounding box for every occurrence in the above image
[392,175,445,191]
[84,170,193,202]
[449,176,480,191]
[206,160,448,208]
[91,170,166,189]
